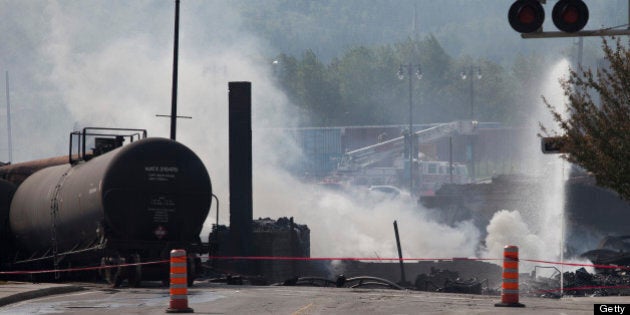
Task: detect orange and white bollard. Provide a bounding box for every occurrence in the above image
[495,245,525,308]
[166,249,194,313]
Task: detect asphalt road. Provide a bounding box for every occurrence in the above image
[0,281,627,314]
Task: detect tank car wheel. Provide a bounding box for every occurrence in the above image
[187,256,196,287]
[127,254,142,288]
[161,278,169,287]
[186,255,202,287]
[101,256,126,288]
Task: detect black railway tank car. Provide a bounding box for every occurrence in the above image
[0,155,70,186]
[0,179,17,264]
[6,129,211,286]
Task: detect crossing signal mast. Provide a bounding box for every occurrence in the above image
[541,136,566,154]
[509,0,630,38]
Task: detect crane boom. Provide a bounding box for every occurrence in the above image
[337,120,476,171]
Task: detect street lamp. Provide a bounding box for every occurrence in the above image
[460,66,482,119]
[398,64,422,195]
[460,66,482,181]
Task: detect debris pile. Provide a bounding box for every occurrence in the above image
[206,217,312,283]
[581,235,630,269]
[522,267,630,298]
[414,267,487,295]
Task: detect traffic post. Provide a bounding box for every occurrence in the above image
[495,245,525,308]
[166,249,194,313]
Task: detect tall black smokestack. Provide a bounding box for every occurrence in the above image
[228,82,253,270]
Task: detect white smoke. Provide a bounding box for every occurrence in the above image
[25,1,487,259]
[481,210,546,266]
[479,59,591,274]
[256,168,481,258]
[39,1,289,220]
[7,2,593,266]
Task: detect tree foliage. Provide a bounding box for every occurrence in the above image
[273,36,542,127]
[544,38,630,200]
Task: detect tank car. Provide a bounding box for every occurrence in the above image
[6,128,212,286]
[0,179,17,270]
[0,155,70,187]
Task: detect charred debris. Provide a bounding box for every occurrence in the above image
[521,266,630,298]
[201,216,630,297]
[204,216,499,294]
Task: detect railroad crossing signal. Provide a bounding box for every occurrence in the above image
[508,0,545,34]
[508,0,620,38]
[509,0,589,34]
[552,0,589,33]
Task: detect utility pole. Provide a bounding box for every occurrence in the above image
[170,0,180,140]
[397,64,422,195]
[158,0,191,138]
[5,71,12,163]
[461,66,482,181]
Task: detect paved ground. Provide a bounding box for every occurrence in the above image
[0,282,84,307]
[1,281,628,314]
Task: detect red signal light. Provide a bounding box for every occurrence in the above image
[508,0,545,34]
[552,0,589,33]
[561,7,578,24]
[518,6,536,24]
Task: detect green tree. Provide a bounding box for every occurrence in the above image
[543,38,630,200]
[329,45,402,125]
[273,36,540,128]
[296,50,343,126]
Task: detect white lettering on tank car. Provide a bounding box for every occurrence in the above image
[145,165,179,182]
[148,195,176,223]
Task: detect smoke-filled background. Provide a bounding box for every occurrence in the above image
[0,1,622,269]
